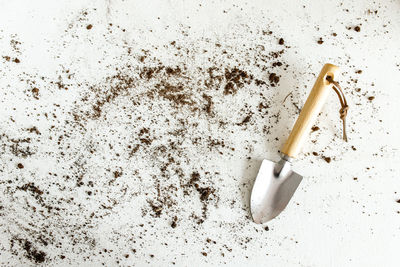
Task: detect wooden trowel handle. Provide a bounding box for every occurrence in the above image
[281,63,340,158]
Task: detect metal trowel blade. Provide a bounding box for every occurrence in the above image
[250,158,303,224]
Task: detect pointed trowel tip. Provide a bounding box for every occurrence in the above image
[250,202,280,224]
[251,212,265,224]
[250,192,279,224]
[250,199,265,224]
[250,205,261,224]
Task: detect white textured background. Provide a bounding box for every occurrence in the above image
[0,0,399,266]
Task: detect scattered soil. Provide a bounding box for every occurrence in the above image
[322,156,331,163]
[32,88,40,99]
[268,73,280,86]
[11,238,46,264]
[171,216,178,228]
[237,114,252,126]
[0,6,382,266]
[223,67,253,95]
[311,126,319,132]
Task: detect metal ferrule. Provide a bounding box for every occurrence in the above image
[280,153,293,163]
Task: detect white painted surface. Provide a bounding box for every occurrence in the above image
[0,0,399,266]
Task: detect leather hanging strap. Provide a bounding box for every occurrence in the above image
[326,75,348,142]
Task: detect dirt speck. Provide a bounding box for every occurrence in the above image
[237,114,252,126]
[32,88,40,99]
[171,216,178,228]
[322,156,331,163]
[311,126,319,132]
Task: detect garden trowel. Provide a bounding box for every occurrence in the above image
[250,63,340,224]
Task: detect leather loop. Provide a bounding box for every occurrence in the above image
[326,75,348,142]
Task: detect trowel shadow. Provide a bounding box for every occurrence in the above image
[238,59,304,220]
